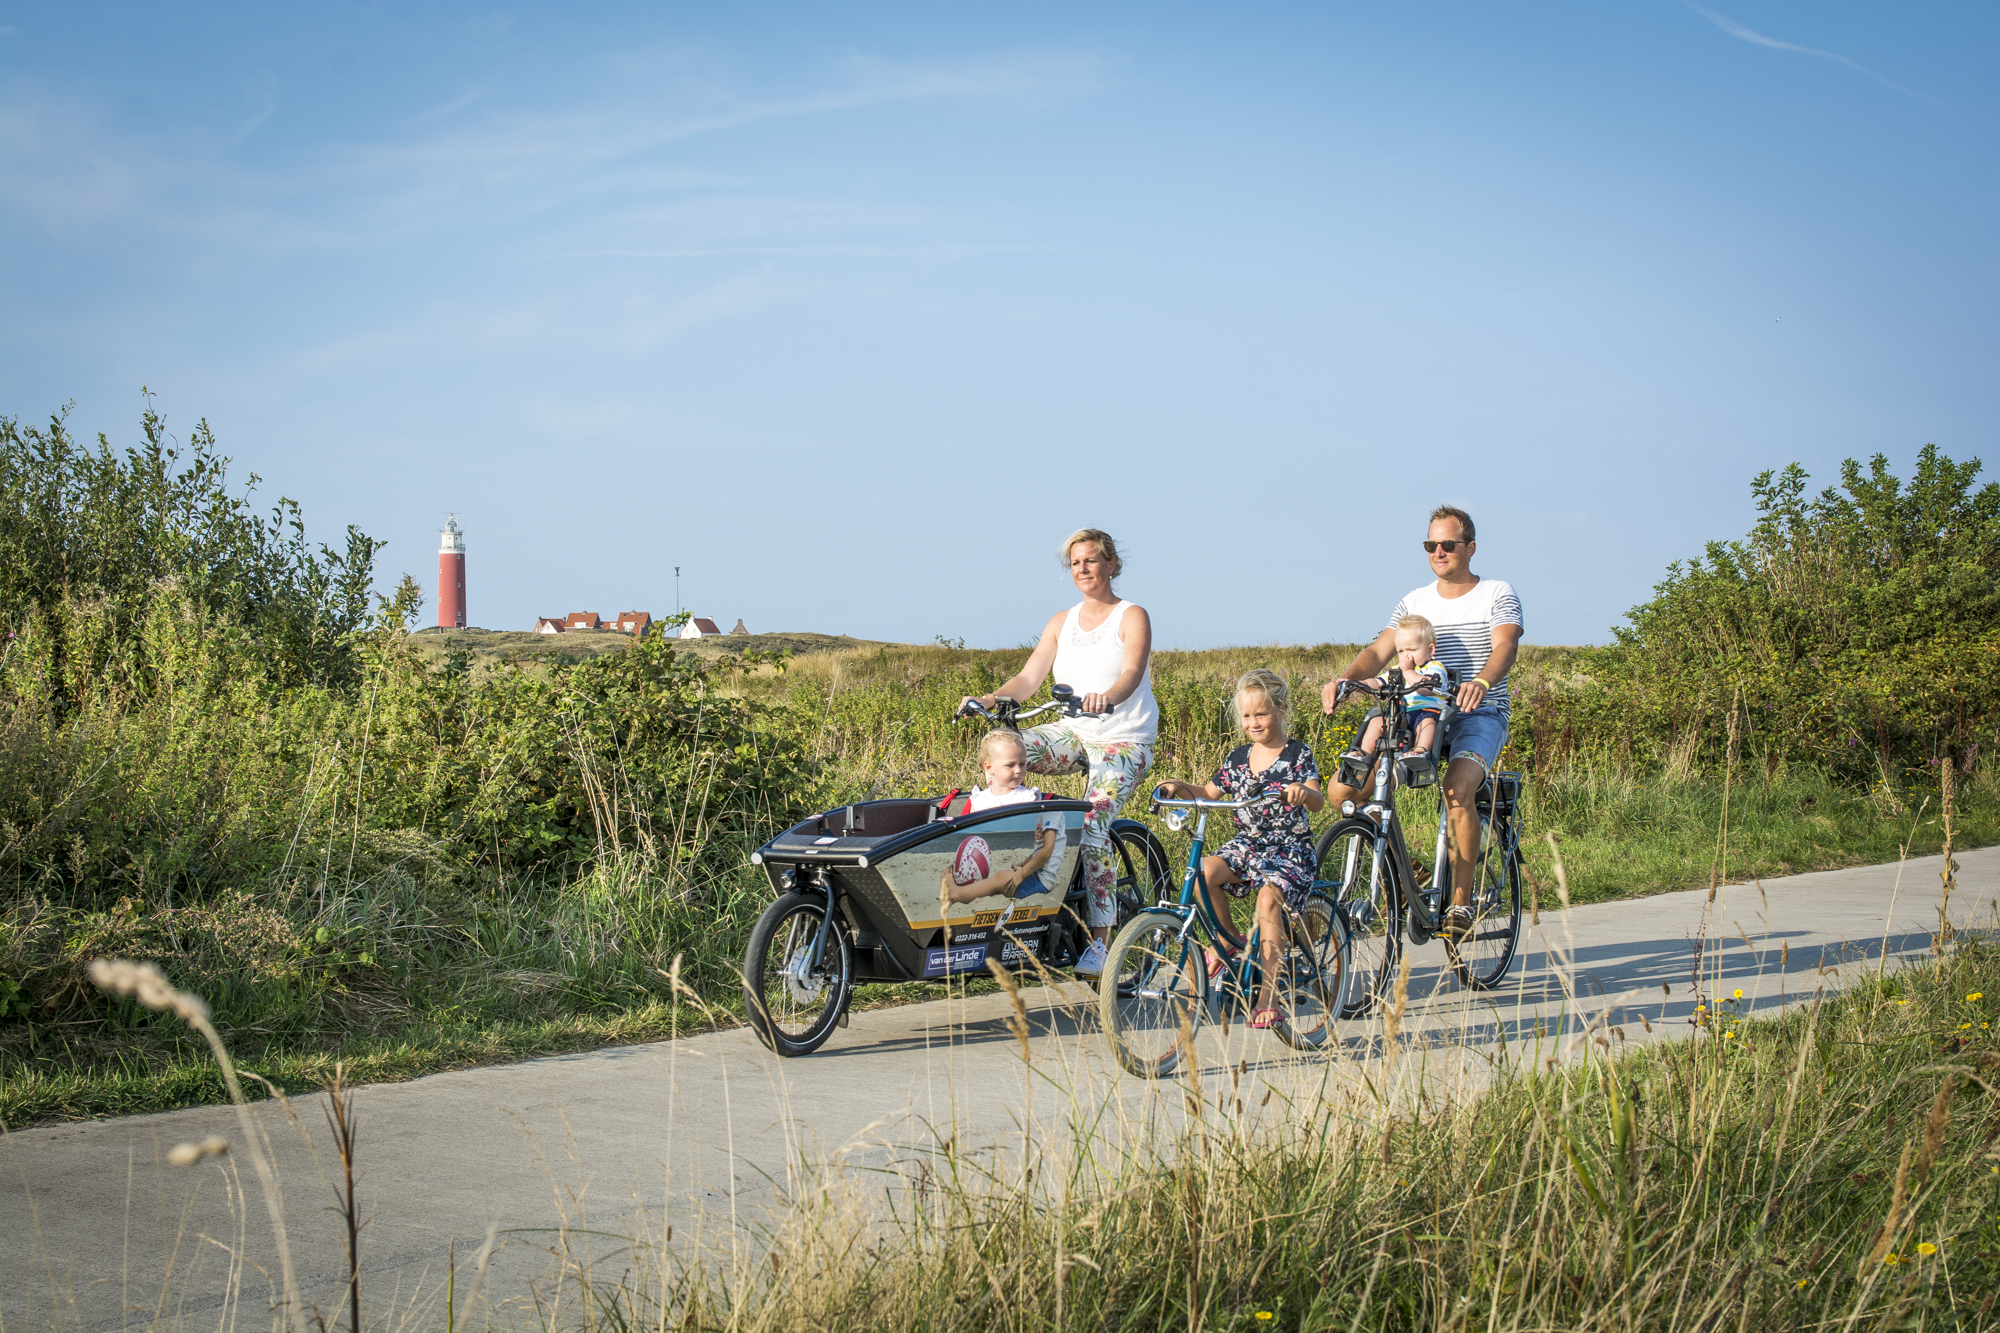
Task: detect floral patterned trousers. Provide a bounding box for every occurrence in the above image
[1019,725,1155,929]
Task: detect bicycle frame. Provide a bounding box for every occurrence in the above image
[1337,676,1516,947]
[1152,794,1290,997]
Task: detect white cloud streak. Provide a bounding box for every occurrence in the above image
[1683,3,1938,104]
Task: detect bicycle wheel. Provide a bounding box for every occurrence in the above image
[1099,910,1208,1078]
[1108,819,1174,925]
[1447,816,1522,990]
[1315,818,1404,1019]
[1274,891,1346,1051]
[742,894,853,1057]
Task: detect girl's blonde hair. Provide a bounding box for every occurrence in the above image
[978,728,1027,770]
[1394,613,1437,649]
[1060,528,1122,578]
[1232,668,1292,736]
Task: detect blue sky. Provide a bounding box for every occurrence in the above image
[2,3,1993,648]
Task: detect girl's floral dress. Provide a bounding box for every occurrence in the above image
[1211,738,1319,911]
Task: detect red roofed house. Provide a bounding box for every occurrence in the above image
[679,617,724,639]
[535,610,653,635]
[607,611,652,636]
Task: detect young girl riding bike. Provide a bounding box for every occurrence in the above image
[1153,669,1323,1030]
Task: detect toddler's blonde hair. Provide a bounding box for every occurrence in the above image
[1394,613,1437,650]
[1232,668,1292,736]
[978,728,1027,770]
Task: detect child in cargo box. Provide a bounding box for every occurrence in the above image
[941,729,1063,903]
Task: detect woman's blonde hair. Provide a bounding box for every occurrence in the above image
[1060,528,1122,578]
[1232,668,1292,736]
[1394,613,1437,649]
[978,728,1027,770]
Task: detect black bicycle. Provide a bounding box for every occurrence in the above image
[1315,669,1524,1016]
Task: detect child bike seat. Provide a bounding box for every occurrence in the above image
[1397,755,1438,789]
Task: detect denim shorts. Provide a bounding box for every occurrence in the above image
[1444,708,1509,771]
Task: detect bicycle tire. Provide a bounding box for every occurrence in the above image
[1099,910,1207,1078]
[742,894,853,1057]
[1314,817,1405,1019]
[1447,816,1523,991]
[1275,891,1345,1051]
[1109,819,1174,926]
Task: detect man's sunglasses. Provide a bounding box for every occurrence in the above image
[1422,539,1468,554]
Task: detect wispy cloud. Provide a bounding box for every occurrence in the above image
[412,89,482,123]
[1684,3,1937,104]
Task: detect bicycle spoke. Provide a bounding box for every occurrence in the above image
[1447,805,1522,991]
[1274,893,1343,1050]
[1100,912,1206,1078]
[1315,819,1402,1019]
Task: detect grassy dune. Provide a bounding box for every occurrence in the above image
[3,637,1992,1126]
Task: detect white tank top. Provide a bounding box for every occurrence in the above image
[1052,601,1159,745]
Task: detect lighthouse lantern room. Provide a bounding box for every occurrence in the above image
[437,516,467,628]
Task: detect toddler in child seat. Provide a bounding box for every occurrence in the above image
[1346,614,1450,762]
[1153,669,1324,1031]
[941,729,1065,904]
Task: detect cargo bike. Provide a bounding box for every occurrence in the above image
[742,685,1174,1056]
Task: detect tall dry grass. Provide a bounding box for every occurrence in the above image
[37,885,2000,1331]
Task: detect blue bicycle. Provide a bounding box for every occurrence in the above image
[1097,787,1348,1078]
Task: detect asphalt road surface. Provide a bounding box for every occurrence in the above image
[4,847,1990,1331]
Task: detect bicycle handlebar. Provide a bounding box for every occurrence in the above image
[1149,786,1287,811]
[1332,667,1458,707]
[955,687,1106,724]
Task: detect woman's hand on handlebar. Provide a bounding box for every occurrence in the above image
[1080,690,1113,715]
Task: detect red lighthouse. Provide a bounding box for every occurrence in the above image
[437,515,467,628]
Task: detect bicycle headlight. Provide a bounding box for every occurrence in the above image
[1165,809,1188,832]
[1340,800,1356,817]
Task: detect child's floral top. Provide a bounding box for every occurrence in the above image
[1214,739,1320,847]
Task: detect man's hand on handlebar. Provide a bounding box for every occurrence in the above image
[1321,678,1362,713]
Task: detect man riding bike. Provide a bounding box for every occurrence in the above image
[1319,505,1524,940]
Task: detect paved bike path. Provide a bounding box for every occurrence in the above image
[4,848,1990,1330]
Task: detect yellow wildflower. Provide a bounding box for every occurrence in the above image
[1968,992,1984,1001]
[1917,1242,1937,1256]
[1733,988,1743,999]
[1256,1315,1275,1323]
[1883,1253,1901,1265]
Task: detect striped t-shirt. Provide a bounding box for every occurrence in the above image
[1387,579,1525,719]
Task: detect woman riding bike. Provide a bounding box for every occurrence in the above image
[959,528,1158,980]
